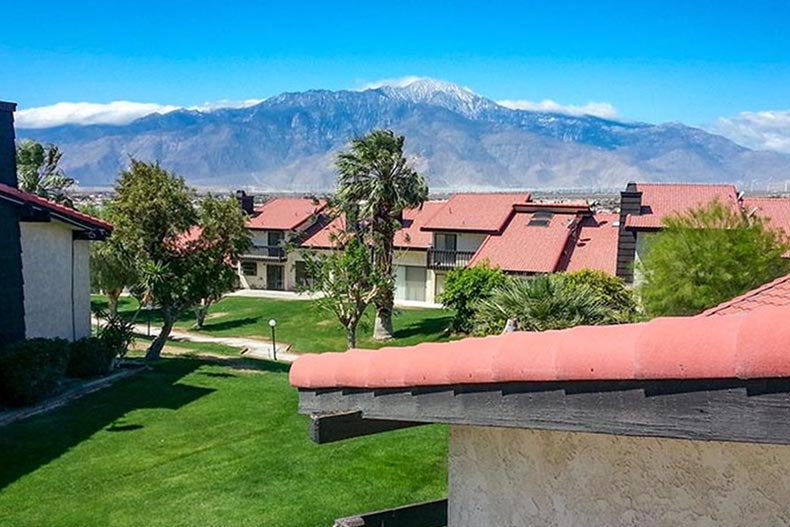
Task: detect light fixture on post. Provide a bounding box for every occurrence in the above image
[269,319,277,361]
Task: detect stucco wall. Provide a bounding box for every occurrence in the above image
[449,425,790,527]
[633,232,654,286]
[20,221,91,340]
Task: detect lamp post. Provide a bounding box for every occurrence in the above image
[269,319,277,361]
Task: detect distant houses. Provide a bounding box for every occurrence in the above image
[234,192,620,303]
[0,102,110,347]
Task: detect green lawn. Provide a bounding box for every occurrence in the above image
[94,295,454,353]
[0,359,447,527]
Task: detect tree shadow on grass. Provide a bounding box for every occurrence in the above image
[393,316,453,341]
[0,359,214,491]
[196,316,262,333]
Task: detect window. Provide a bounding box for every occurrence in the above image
[267,231,285,258]
[396,266,427,302]
[527,211,553,227]
[241,261,257,276]
[266,265,285,291]
[295,261,314,288]
[435,233,457,252]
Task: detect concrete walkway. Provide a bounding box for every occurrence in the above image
[130,322,299,363]
[227,288,443,309]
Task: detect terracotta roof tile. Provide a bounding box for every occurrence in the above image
[625,183,739,230]
[745,197,790,238]
[703,273,790,316]
[393,201,444,249]
[246,198,326,231]
[467,211,576,273]
[299,216,345,249]
[421,193,531,233]
[562,213,620,275]
[289,306,790,389]
[0,183,112,232]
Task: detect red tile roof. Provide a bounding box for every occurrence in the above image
[703,274,790,317]
[290,306,790,389]
[300,216,345,249]
[300,201,445,250]
[625,183,740,230]
[421,193,531,233]
[0,183,112,232]
[468,212,577,273]
[563,213,620,275]
[393,201,444,249]
[246,197,326,231]
[745,197,790,238]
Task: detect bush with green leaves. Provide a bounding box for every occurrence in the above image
[0,338,70,407]
[473,274,619,335]
[67,337,118,378]
[439,264,507,333]
[638,199,790,316]
[561,269,639,321]
[95,313,136,360]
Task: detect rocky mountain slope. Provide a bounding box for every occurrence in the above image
[18,78,790,190]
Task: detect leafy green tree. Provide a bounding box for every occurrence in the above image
[638,200,790,316]
[303,236,386,349]
[439,264,507,333]
[16,140,75,206]
[335,130,428,341]
[91,237,138,317]
[473,274,615,335]
[108,160,249,360]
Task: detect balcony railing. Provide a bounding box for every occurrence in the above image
[242,245,287,261]
[427,249,475,270]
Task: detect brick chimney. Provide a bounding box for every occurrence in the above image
[236,190,254,215]
[0,101,27,346]
[616,182,643,283]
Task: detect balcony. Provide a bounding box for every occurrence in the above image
[241,245,287,261]
[427,249,475,270]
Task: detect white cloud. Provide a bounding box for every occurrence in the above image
[16,101,181,128]
[496,98,619,119]
[16,98,266,128]
[711,110,790,153]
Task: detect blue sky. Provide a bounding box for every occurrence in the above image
[1,1,788,149]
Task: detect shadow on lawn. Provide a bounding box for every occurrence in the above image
[0,359,214,491]
[393,315,452,340]
[197,316,262,333]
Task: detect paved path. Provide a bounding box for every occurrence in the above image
[227,288,443,309]
[122,320,299,363]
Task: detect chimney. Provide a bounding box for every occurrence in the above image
[0,101,27,347]
[0,101,18,188]
[615,182,643,283]
[236,190,254,215]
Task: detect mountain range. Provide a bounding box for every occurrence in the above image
[17,79,790,191]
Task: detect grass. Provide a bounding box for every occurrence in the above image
[0,358,447,526]
[94,295,455,353]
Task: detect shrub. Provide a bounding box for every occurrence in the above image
[561,269,639,321]
[439,264,507,333]
[473,274,616,335]
[639,199,790,316]
[67,337,117,378]
[95,314,135,359]
[0,338,70,407]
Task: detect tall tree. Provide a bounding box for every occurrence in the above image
[302,235,385,349]
[638,199,790,316]
[16,140,75,206]
[335,130,428,340]
[108,160,249,360]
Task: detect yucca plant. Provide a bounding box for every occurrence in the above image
[473,274,616,335]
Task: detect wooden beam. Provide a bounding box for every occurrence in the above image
[333,499,447,527]
[309,411,425,444]
[300,378,790,445]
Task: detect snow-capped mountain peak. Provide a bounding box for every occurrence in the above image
[369,77,499,118]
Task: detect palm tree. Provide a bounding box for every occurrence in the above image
[335,130,428,340]
[16,140,75,206]
[473,275,615,335]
